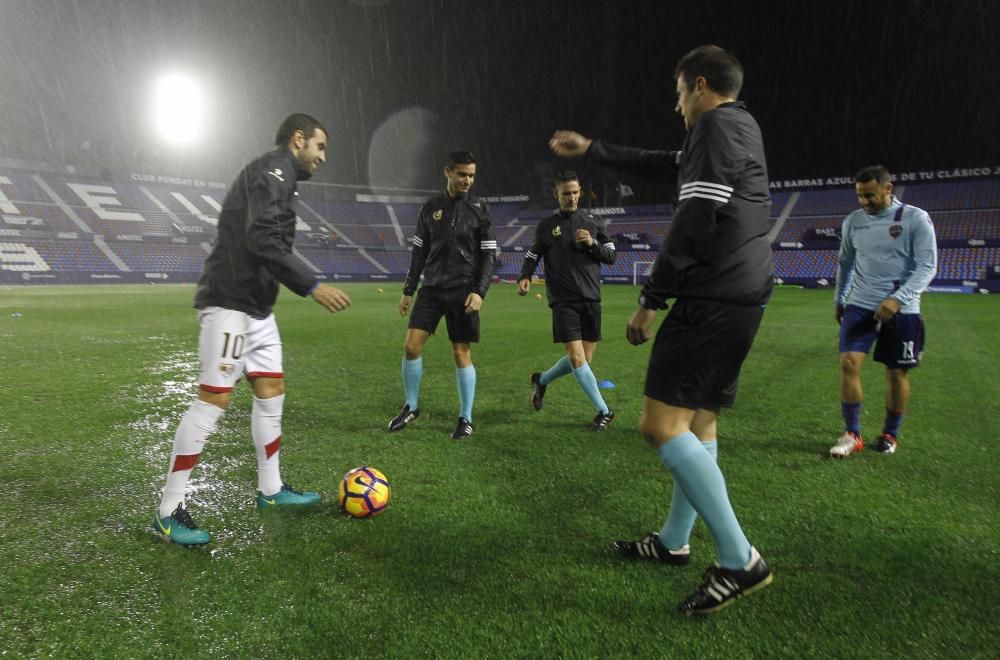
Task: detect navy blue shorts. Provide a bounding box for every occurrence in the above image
[408,286,480,343]
[551,301,602,343]
[839,304,924,369]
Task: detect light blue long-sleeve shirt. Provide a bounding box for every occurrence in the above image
[834,198,938,314]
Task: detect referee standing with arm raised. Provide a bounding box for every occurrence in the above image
[550,45,774,615]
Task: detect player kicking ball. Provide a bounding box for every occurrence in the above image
[517,170,616,431]
[152,114,351,545]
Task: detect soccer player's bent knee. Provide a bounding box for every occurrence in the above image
[839,354,863,378]
[638,416,665,447]
[198,390,233,410]
[252,377,285,398]
[565,343,588,368]
[452,346,472,367]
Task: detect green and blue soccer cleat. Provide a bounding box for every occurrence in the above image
[152,504,211,546]
[256,482,321,508]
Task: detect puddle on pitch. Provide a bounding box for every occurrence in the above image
[117,346,277,553]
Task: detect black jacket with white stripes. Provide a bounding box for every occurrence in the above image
[589,101,773,309]
[518,209,616,306]
[194,147,317,318]
[403,192,497,297]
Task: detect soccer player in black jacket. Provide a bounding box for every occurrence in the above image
[517,171,617,431]
[152,113,351,546]
[388,151,497,439]
[550,45,773,614]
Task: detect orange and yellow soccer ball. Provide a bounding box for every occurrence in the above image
[338,466,391,518]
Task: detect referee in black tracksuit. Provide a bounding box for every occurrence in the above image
[517,170,617,431]
[549,45,774,615]
[389,150,497,439]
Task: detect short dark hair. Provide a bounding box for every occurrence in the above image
[447,150,476,167]
[674,45,743,97]
[854,165,892,185]
[555,170,579,185]
[275,113,326,147]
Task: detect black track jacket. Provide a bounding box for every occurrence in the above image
[518,209,616,306]
[403,193,497,297]
[194,148,317,318]
[589,101,773,309]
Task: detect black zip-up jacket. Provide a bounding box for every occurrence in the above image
[518,209,616,306]
[194,148,317,318]
[589,101,773,309]
[403,192,497,297]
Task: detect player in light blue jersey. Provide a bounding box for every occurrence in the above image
[830,165,937,457]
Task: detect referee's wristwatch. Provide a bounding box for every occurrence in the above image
[637,292,667,310]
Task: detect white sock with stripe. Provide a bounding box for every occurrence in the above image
[158,399,224,518]
[252,394,284,496]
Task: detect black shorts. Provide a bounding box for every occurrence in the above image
[551,301,602,343]
[408,286,480,343]
[645,298,764,410]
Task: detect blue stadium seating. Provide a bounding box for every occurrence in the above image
[113,242,209,272]
[899,180,1000,211]
[14,239,118,271]
[1,167,998,288]
[936,247,1000,280]
[784,188,858,216]
[772,249,839,279]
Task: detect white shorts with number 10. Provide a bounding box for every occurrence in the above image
[197,306,283,393]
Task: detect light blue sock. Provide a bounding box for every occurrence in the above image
[456,365,476,421]
[539,355,573,386]
[659,440,718,550]
[402,357,422,409]
[572,363,609,415]
[657,432,751,569]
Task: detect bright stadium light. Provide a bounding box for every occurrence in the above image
[151,72,204,147]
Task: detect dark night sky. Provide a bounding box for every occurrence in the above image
[0,0,997,198]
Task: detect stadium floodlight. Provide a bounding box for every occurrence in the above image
[151,72,204,147]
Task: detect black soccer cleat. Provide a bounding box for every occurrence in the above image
[613,532,691,566]
[450,416,474,439]
[679,546,773,615]
[530,372,547,411]
[388,403,420,432]
[589,409,615,432]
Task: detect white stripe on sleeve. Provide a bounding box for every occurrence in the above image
[680,180,733,194]
[678,190,731,204]
[679,181,733,204]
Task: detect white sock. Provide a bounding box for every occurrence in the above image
[252,394,284,496]
[158,399,224,518]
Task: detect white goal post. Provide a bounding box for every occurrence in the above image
[632,260,655,286]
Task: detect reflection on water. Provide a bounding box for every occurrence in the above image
[124,345,269,553]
